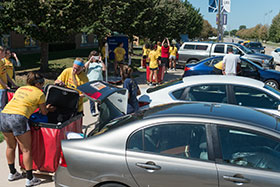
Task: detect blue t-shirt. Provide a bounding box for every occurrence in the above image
[123,78,139,114]
[87,62,103,81]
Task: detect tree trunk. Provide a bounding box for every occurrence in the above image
[40,42,49,72]
[129,35,134,55]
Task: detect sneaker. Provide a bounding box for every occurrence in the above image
[25,177,41,187]
[148,83,153,86]
[91,112,99,117]
[8,171,22,181]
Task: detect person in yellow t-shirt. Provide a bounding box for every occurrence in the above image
[114,42,126,80]
[156,41,162,60]
[148,45,160,86]
[4,49,21,81]
[169,44,178,71]
[0,46,17,111]
[140,43,150,69]
[0,72,55,185]
[55,58,89,113]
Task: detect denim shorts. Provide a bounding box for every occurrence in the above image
[0,89,8,112]
[0,113,30,136]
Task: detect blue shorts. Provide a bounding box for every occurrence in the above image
[0,89,7,112]
[0,113,30,136]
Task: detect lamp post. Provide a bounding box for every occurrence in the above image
[217,0,222,42]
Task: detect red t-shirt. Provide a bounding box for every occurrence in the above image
[161,46,170,58]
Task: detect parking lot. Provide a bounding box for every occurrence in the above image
[0,39,279,187]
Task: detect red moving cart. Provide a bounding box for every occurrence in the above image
[146,64,165,84]
[10,85,83,173]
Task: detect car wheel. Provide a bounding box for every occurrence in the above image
[100,183,127,187]
[188,59,198,64]
[265,79,279,89]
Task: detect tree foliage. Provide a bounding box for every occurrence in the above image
[0,0,90,71]
[0,0,204,71]
[269,13,280,42]
[200,20,215,40]
[239,25,246,30]
[236,24,269,41]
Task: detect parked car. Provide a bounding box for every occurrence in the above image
[244,42,265,54]
[55,102,280,187]
[271,47,280,64]
[138,75,280,116]
[183,56,280,89]
[178,42,275,69]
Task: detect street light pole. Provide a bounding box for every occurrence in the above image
[217,0,221,42]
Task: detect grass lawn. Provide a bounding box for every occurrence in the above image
[15,48,142,86]
[0,132,4,143]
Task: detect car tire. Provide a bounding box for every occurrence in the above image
[188,59,198,64]
[265,79,279,89]
[100,183,127,187]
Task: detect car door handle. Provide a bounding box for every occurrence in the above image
[223,175,250,184]
[136,162,161,170]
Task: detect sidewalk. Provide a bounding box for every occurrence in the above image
[0,68,184,187]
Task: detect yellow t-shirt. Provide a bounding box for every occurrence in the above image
[114,47,126,62]
[149,51,158,69]
[2,86,46,119]
[101,46,109,60]
[156,45,161,58]
[4,58,14,80]
[57,68,89,112]
[0,59,7,89]
[214,61,224,70]
[146,49,151,63]
[169,47,178,56]
[143,46,150,56]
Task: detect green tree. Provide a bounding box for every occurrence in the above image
[259,25,268,42]
[239,25,246,30]
[230,29,238,36]
[200,20,214,39]
[269,13,280,42]
[0,0,90,72]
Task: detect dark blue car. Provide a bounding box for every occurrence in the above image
[183,56,280,89]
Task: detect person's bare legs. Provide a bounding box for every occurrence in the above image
[154,70,158,84]
[15,131,32,170]
[3,132,17,165]
[114,61,118,75]
[119,64,124,82]
[150,70,154,84]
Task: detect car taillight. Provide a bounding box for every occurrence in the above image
[139,101,150,107]
[184,67,190,71]
[59,151,67,167]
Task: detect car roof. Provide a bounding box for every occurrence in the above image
[182,75,265,88]
[143,102,279,131]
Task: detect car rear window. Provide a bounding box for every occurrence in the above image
[196,45,208,50]
[147,79,183,93]
[214,45,225,53]
[184,44,195,50]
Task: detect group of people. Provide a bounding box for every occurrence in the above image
[141,38,178,86]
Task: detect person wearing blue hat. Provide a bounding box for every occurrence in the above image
[55,58,89,113]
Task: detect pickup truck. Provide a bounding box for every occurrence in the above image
[178,42,275,69]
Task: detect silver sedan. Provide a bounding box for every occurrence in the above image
[55,102,280,187]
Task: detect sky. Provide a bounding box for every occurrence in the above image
[187,0,280,31]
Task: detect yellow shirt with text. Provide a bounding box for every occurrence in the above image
[114,47,126,62]
[169,47,178,56]
[57,68,89,112]
[2,86,45,119]
[149,51,158,69]
[156,45,161,58]
[4,58,14,80]
[0,59,7,89]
